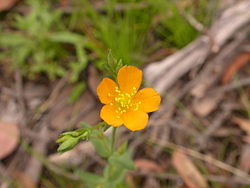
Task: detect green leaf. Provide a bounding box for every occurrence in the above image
[100,147,134,188]
[90,130,112,158]
[76,44,87,64]
[69,60,87,83]
[56,135,71,144]
[79,122,91,128]
[117,141,128,154]
[57,137,79,152]
[49,31,85,44]
[76,170,104,187]
[0,33,27,46]
[103,165,126,188]
[59,128,88,138]
[108,150,134,170]
[105,50,123,80]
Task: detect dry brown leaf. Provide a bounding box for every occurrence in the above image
[190,82,209,98]
[232,117,250,136]
[0,0,18,11]
[60,0,70,7]
[192,95,222,117]
[12,170,37,188]
[222,52,250,84]
[135,159,164,172]
[0,122,20,159]
[214,127,241,137]
[243,136,250,144]
[239,145,250,172]
[172,149,209,188]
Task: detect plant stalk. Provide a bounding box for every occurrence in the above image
[111,127,117,153]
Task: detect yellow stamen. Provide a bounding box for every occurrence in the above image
[112,87,142,114]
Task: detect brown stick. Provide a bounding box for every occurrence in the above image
[144,0,250,93]
[149,139,250,181]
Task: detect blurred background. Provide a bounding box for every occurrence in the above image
[0,0,250,187]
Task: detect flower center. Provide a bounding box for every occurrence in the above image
[114,86,135,109]
[108,87,141,118]
[115,92,132,106]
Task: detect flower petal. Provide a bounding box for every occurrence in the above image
[122,111,148,131]
[97,78,118,104]
[133,88,161,113]
[117,66,142,93]
[100,105,123,127]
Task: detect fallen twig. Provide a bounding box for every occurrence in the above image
[133,171,250,185]
[144,0,250,93]
[208,77,250,95]
[149,139,250,181]
[196,102,234,149]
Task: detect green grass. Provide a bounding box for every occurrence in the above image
[151,0,217,48]
[0,0,87,82]
[71,0,156,67]
[0,0,217,81]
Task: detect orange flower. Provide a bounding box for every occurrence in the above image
[97,66,161,131]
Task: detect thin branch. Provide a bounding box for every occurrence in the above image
[208,77,250,95]
[133,171,250,185]
[149,139,250,181]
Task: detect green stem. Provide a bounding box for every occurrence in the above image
[111,127,117,153]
